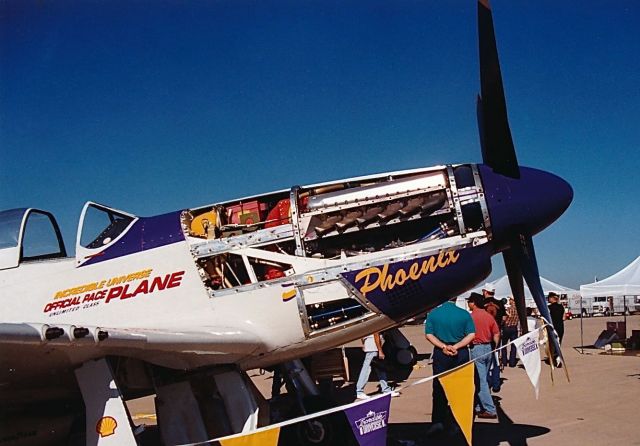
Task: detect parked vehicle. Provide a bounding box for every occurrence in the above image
[568,295,640,317]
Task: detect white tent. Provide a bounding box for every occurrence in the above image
[455,275,579,309]
[580,256,640,298]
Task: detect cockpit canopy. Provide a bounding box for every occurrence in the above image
[0,208,67,270]
[0,203,141,270]
[75,202,138,266]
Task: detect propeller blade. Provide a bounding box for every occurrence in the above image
[513,233,565,367]
[503,247,528,333]
[477,0,519,178]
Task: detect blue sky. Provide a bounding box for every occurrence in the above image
[1,0,638,288]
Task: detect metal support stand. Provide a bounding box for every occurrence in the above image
[279,359,339,446]
[623,295,627,336]
[154,368,260,445]
[155,381,210,444]
[75,358,138,446]
[580,295,584,354]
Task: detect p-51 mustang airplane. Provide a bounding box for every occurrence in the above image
[0,2,572,445]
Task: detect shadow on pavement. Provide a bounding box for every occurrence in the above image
[387,421,550,446]
[387,395,549,446]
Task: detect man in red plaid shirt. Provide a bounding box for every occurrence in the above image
[501,297,520,368]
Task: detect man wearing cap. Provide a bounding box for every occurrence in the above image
[548,292,565,344]
[425,298,475,436]
[482,283,504,392]
[467,292,500,419]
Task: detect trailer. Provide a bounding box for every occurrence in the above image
[568,295,640,317]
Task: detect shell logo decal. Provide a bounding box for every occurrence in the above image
[96,416,117,438]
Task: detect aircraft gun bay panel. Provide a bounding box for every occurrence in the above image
[297,279,374,336]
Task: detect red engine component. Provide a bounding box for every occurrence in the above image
[264,267,286,280]
[226,200,267,226]
[264,199,291,228]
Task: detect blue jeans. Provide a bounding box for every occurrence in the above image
[488,345,501,390]
[356,351,390,394]
[471,344,496,414]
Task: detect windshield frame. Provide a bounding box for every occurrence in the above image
[0,208,67,269]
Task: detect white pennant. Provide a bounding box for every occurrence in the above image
[513,329,542,399]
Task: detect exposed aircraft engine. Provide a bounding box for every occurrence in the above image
[183,165,489,277]
[180,164,491,336]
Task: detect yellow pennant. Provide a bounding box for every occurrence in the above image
[439,362,475,445]
[219,427,280,446]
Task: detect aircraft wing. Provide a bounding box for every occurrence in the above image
[0,321,262,401]
[0,322,260,355]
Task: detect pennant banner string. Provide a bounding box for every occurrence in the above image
[408,324,556,388]
[175,391,391,446]
[176,324,560,446]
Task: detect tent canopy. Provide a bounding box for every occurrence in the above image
[580,256,640,298]
[455,275,578,309]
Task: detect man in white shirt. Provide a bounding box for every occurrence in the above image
[355,332,400,399]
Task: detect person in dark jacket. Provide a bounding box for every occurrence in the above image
[548,292,565,344]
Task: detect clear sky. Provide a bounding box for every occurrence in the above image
[1,0,638,289]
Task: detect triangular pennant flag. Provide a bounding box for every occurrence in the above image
[219,426,280,446]
[513,329,542,399]
[343,394,391,446]
[439,362,474,445]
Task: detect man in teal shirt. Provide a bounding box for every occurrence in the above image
[424,299,475,437]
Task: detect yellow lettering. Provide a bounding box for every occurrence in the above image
[381,264,394,291]
[53,269,154,299]
[354,250,460,296]
[447,250,460,263]
[408,262,420,280]
[54,282,99,299]
[355,267,383,297]
[394,268,408,286]
[427,256,439,273]
[437,251,448,268]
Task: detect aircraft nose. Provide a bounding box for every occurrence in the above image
[478,164,573,250]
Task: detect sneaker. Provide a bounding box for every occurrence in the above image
[476,411,498,419]
[356,393,370,400]
[387,390,401,397]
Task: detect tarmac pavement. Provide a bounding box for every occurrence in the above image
[129,315,640,445]
[380,314,640,445]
